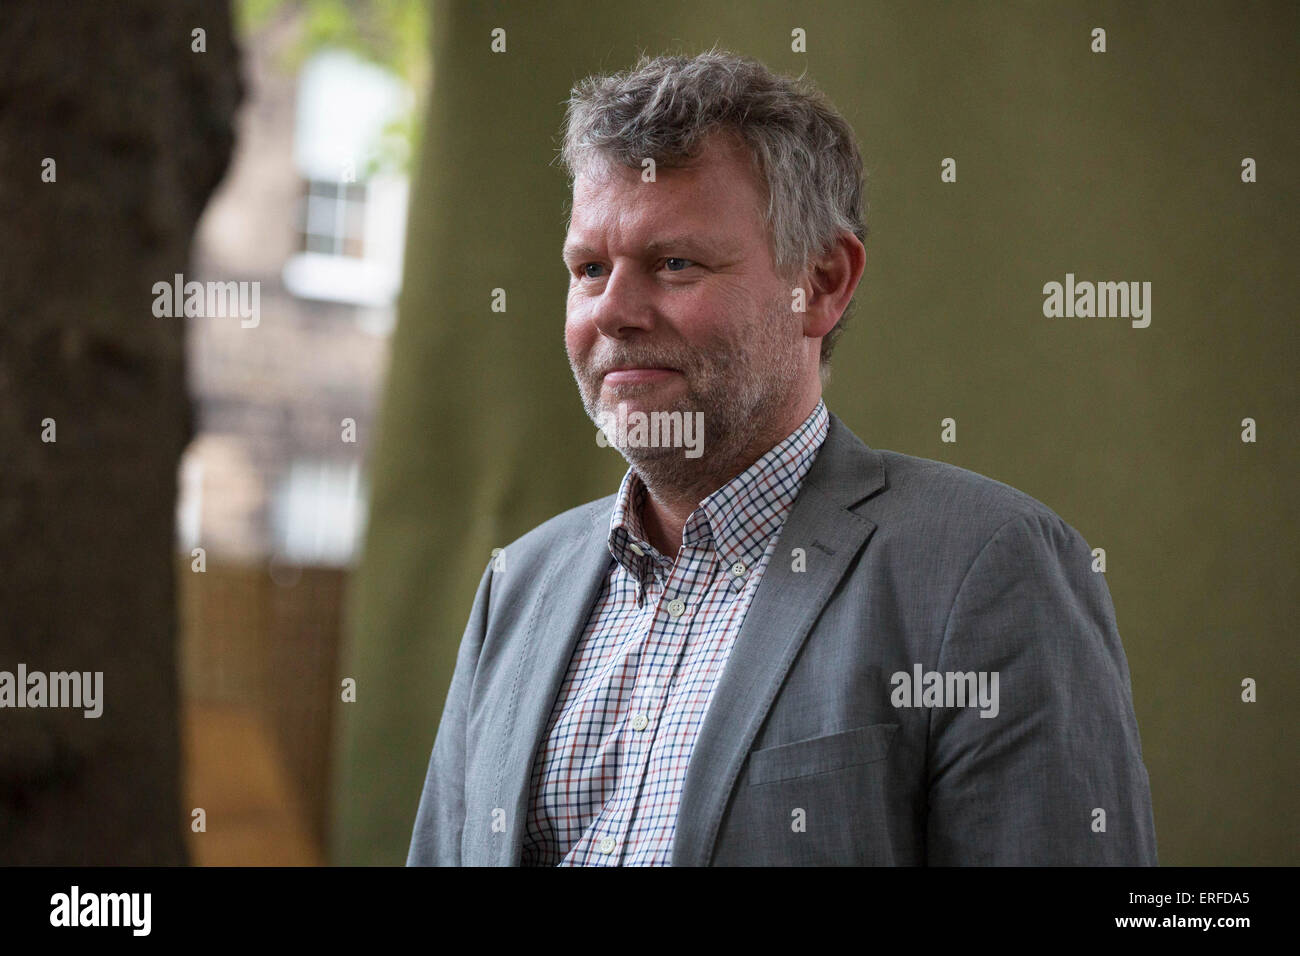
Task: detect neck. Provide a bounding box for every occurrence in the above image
[635,395,819,557]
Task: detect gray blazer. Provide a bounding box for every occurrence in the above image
[407,412,1158,865]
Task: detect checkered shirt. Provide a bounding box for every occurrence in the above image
[520,399,830,865]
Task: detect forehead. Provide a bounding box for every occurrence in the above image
[565,134,768,251]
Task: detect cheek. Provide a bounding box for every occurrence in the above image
[679,283,764,344]
[564,308,593,356]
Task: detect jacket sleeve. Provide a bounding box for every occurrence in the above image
[925,512,1158,865]
[406,559,494,866]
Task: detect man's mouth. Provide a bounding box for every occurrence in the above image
[602,367,680,385]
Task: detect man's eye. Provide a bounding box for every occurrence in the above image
[580,263,605,279]
[664,257,695,272]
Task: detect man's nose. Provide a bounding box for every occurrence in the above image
[589,263,655,339]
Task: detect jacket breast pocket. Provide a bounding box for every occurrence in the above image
[747,723,899,787]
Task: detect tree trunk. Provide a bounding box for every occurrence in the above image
[0,1,241,864]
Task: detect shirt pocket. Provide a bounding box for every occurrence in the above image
[747,722,899,787]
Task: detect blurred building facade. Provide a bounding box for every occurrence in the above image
[174,6,413,864]
[184,18,410,566]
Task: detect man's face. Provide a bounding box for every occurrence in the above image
[563,133,808,476]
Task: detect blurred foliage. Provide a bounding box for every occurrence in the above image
[236,0,429,175]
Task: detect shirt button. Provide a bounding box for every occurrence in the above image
[731,562,747,576]
[629,543,644,556]
[631,713,649,731]
[599,836,616,854]
[666,598,685,618]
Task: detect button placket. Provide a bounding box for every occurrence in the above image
[590,790,636,863]
[607,641,669,863]
[594,591,664,865]
[629,671,668,742]
[604,557,697,864]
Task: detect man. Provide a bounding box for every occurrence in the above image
[407,50,1157,866]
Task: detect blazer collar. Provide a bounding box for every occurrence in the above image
[671,410,886,864]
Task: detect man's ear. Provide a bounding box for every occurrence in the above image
[798,230,866,338]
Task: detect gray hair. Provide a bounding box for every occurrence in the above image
[558,47,867,371]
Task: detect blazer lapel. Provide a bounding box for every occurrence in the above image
[487,500,613,864]
[671,413,887,865]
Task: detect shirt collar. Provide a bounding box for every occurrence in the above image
[606,399,830,585]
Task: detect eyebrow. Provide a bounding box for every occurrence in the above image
[561,235,730,264]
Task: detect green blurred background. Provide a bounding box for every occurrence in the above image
[333,0,1298,866]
